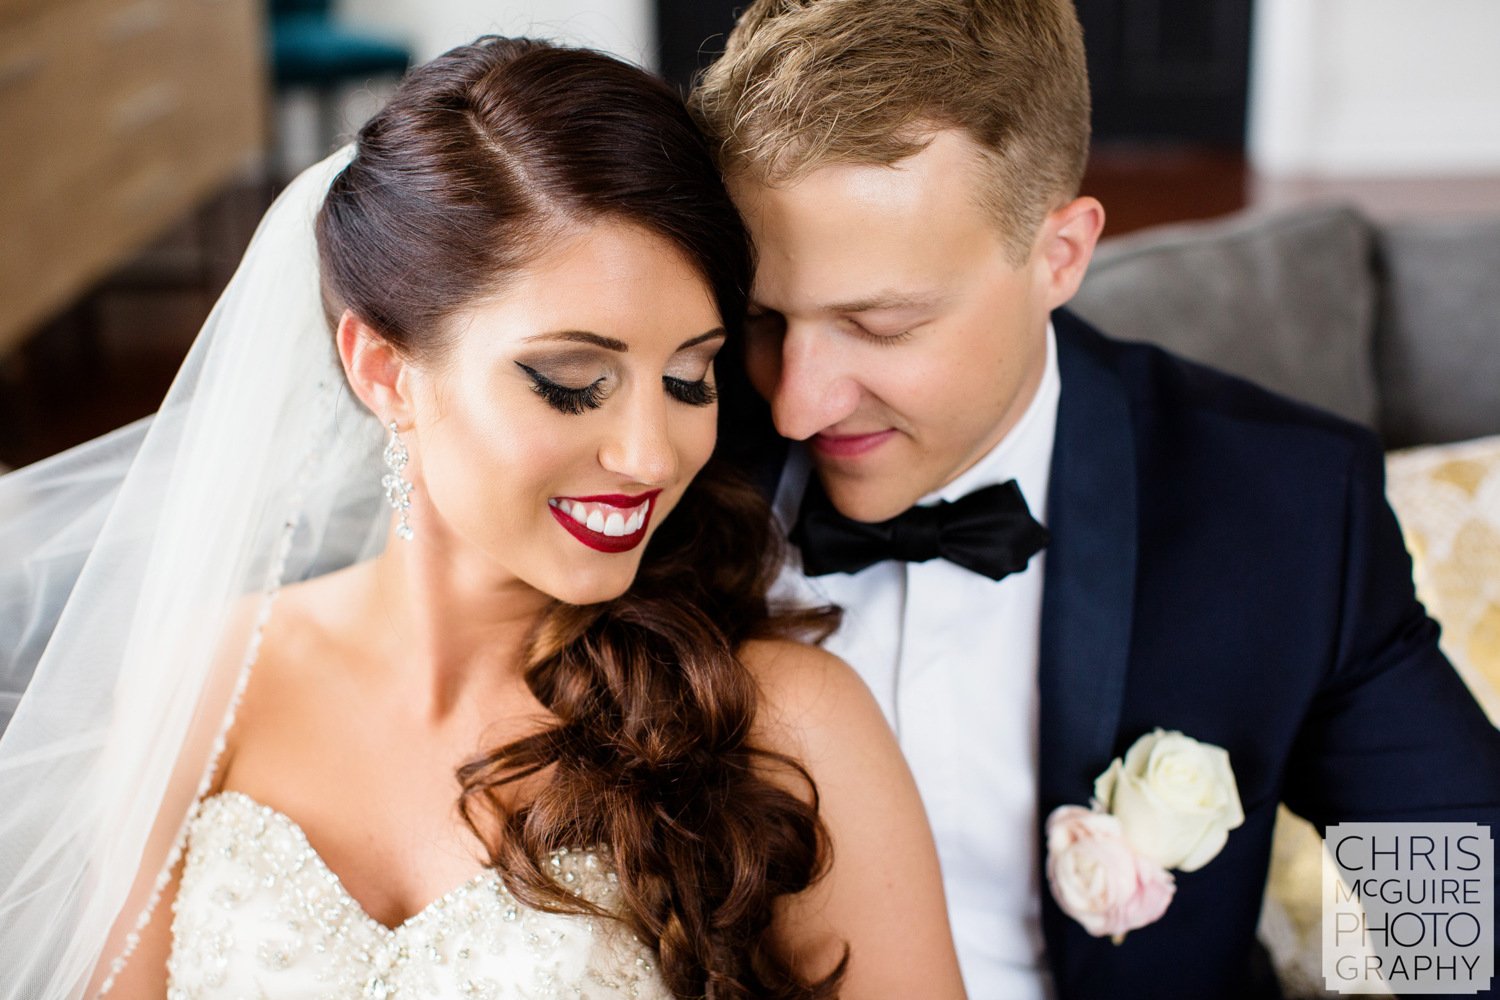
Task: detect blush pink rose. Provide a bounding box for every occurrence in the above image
[1045,805,1176,942]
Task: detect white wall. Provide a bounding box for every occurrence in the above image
[1249,0,1500,175]
[338,0,655,69]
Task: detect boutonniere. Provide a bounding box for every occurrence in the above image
[1045,728,1245,943]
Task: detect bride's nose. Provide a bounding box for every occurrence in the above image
[597,385,679,487]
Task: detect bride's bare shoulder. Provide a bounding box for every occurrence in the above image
[212,563,375,764]
[223,562,371,667]
[739,638,863,708]
[737,638,889,770]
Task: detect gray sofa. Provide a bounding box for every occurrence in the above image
[1070,204,1500,449]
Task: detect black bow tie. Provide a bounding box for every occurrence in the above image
[791,478,1049,581]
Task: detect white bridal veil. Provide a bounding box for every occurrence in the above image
[0,148,392,997]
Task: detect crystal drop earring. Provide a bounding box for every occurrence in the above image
[381,421,415,541]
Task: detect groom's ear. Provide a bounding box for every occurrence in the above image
[336,310,416,426]
[1036,195,1105,311]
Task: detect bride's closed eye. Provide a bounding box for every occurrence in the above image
[662,341,723,408]
[517,362,608,415]
[663,375,717,407]
[517,362,719,414]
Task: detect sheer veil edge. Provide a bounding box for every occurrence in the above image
[0,147,391,999]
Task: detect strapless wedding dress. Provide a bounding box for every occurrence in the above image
[166,791,671,999]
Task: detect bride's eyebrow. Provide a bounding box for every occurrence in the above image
[677,328,726,351]
[523,330,630,351]
[522,328,727,352]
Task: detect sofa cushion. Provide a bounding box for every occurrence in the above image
[1375,217,1500,448]
[1385,433,1500,715]
[1070,205,1380,428]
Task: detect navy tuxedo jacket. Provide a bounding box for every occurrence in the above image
[724,308,1500,999]
[1034,310,1500,999]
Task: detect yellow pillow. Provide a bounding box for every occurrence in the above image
[1386,433,1500,720]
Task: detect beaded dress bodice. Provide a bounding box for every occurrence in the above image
[166,791,669,999]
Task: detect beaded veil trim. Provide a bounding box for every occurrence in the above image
[94,382,330,996]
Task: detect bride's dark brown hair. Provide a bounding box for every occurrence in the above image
[317,36,844,999]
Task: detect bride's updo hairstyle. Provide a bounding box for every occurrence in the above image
[317,37,842,1000]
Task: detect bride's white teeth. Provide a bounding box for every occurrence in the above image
[556,497,655,535]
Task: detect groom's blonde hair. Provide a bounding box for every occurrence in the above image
[690,0,1091,263]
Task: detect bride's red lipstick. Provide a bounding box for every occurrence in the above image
[548,490,661,553]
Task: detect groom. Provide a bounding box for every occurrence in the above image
[692,1,1500,997]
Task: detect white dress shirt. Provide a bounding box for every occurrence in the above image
[772,327,1061,1000]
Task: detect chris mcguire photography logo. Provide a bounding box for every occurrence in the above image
[1323,822,1493,994]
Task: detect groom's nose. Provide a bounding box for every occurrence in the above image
[769,322,863,441]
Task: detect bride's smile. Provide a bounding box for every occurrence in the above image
[547,489,660,552]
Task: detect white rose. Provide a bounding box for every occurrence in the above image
[1093,728,1245,872]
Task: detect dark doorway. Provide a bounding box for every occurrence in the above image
[655,1,1254,148]
[655,0,738,94]
[1076,0,1254,146]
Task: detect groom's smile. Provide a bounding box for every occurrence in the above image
[810,428,898,460]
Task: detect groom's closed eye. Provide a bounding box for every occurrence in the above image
[839,319,914,346]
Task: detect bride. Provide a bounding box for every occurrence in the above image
[0,36,965,1000]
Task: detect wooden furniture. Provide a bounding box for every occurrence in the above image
[0,0,266,356]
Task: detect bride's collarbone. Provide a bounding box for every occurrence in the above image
[206,577,565,928]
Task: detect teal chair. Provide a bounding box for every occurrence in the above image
[270,0,412,154]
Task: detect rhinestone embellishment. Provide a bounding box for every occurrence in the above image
[381,421,416,542]
[165,792,663,998]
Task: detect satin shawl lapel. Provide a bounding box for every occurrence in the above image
[1037,313,1140,990]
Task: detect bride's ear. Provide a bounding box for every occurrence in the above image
[336,310,416,427]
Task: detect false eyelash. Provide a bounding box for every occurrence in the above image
[664,376,718,407]
[518,363,606,415]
